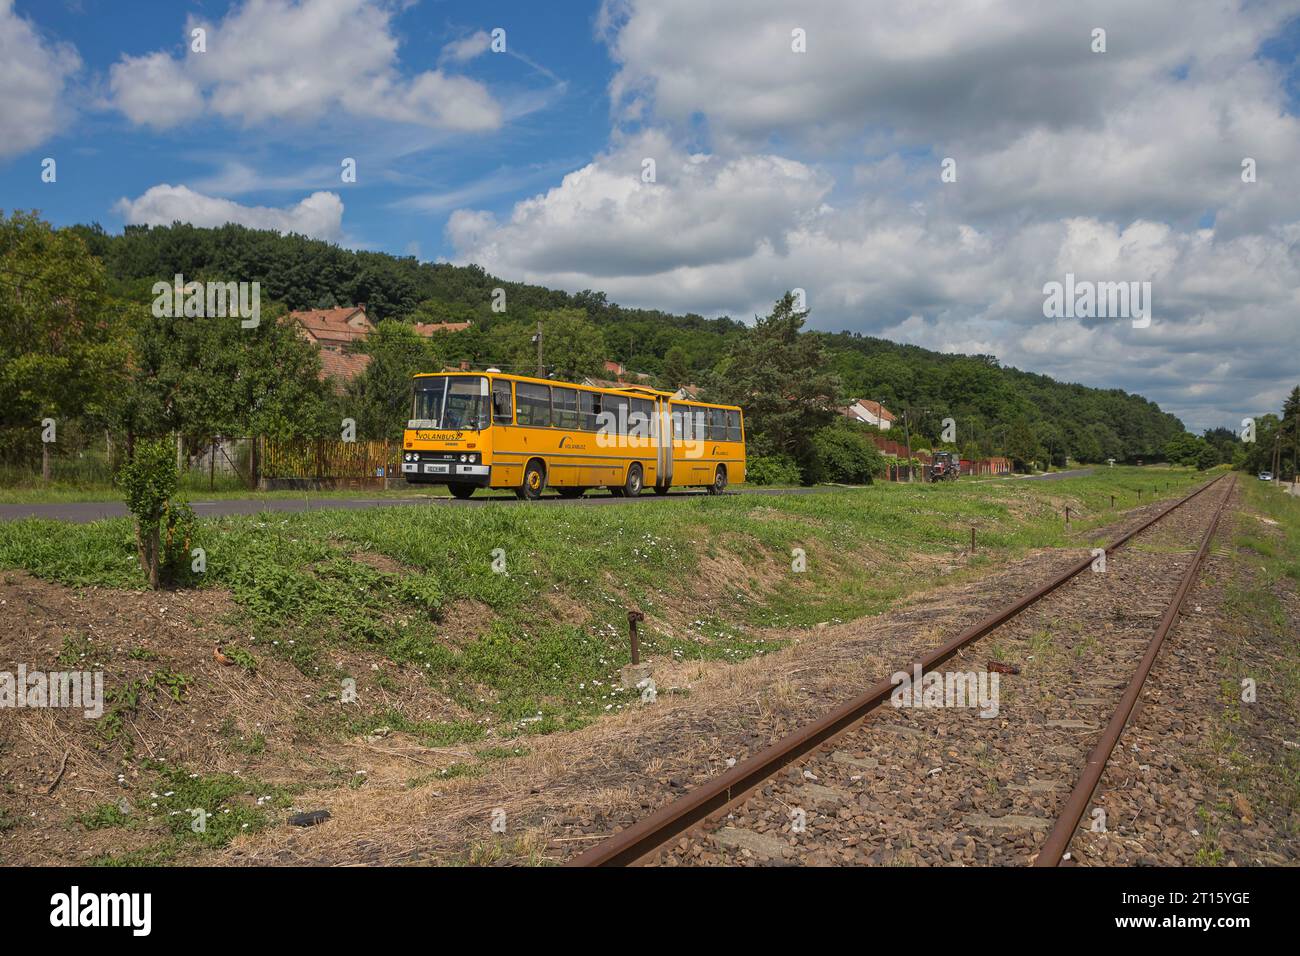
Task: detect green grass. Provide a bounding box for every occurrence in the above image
[0,466,1213,739]
[1235,479,1300,582]
[82,763,300,865]
[1193,479,1300,860]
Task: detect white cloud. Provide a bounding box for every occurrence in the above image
[108,0,501,132]
[0,0,81,158]
[108,52,203,129]
[439,30,491,65]
[599,0,1289,148]
[448,131,831,279]
[114,185,344,241]
[444,0,1300,430]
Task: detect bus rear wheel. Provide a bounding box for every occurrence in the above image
[705,465,727,495]
[517,461,546,500]
[448,483,476,500]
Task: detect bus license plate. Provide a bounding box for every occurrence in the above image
[424,463,448,474]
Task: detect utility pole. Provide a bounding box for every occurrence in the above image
[1293,401,1300,491]
[533,320,543,377]
[902,409,914,483]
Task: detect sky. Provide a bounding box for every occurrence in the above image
[2,0,1299,433]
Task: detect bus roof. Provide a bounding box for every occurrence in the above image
[411,370,741,411]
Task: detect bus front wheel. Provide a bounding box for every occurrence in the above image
[705,465,727,495]
[517,461,547,500]
[621,463,643,498]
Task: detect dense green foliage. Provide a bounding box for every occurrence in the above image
[1174,386,1299,477]
[807,418,886,484]
[744,455,803,486]
[0,212,130,460]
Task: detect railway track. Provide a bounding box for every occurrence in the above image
[570,473,1235,867]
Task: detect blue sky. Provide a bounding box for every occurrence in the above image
[2,0,1299,432]
[3,0,612,258]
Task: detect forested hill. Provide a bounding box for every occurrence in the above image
[64,221,1185,463]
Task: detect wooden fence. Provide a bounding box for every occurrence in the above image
[258,437,398,489]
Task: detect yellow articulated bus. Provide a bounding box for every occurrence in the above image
[400,371,746,499]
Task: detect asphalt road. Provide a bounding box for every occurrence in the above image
[0,485,831,524]
[0,469,1101,524]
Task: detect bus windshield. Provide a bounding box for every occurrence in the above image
[410,376,490,430]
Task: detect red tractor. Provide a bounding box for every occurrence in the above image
[929,451,961,482]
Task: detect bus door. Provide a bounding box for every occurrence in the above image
[655,397,673,487]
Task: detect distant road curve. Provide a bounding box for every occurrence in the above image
[0,485,833,525]
[1016,468,1095,481]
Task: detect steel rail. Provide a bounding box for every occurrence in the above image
[569,474,1229,867]
[1034,474,1235,866]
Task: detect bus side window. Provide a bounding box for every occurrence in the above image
[517,382,551,427]
[492,380,513,424]
[710,407,727,440]
[727,409,741,441]
[579,391,598,431]
[553,387,579,429]
[689,407,706,441]
[604,395,628,435]
[670,404,684,440]
[630,398,653,438]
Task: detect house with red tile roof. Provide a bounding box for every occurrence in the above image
[286,304,374,391]
[289,305,373,348]
[598,359,653,384]
[840,398,896,430]
[317,349,371,387]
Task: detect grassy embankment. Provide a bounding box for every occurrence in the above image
[1192,478,1300,863]
[0,467,1210,738]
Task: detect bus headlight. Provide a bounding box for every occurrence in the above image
[459,454,468,462]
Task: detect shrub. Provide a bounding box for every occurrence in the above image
[120,438,193,588]
[744,454,802,485]
[807,420,885,484]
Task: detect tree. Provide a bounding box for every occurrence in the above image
[1241,413,1280,475]
[346,320,444,440]
[530,309,606,380]
[1195,441,1220,471]
[661,346,690,389]
[112,298,334,449]
[1281,385,1300,480]
[1005,417,1042,472]
[1164,433,1205,467]
[0,211,130,477]
[715,293,839,475]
